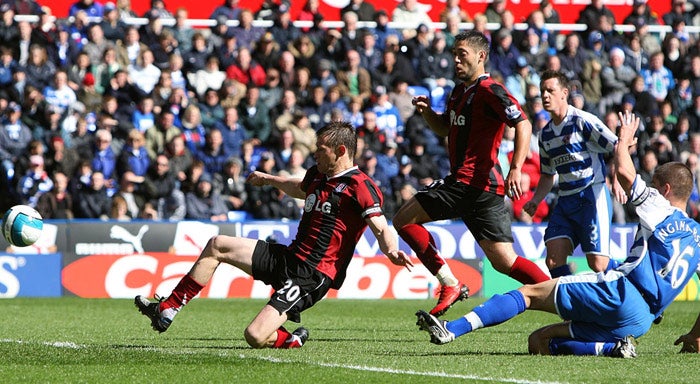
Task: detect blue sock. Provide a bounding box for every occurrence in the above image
[446,290,527,337]
[549,338,616,356]
[605,259,620,271]
[549,264,572,278]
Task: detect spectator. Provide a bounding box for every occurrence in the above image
[186,171,228,221]
[624,75,659,122]
[357,109,386,154]
[210,0,241,21]
[622,33,649,73]
[298,0,322,32]
[237,86,271,146]
[142,153,186,221]
[245,152,299,220]
[484,0,507,24]
[226,46,266,88]
[598,47,637,116]
[164,134,192,186]
[100,2,126,42]
[182,32,209,74]
[104,69,147,130]
[372,9,400,52]
[341,0,376,21]
[25,43,55,91]
[115,26,148,68]
[36,170,74,219]
[392,0,432,41]
[179,104,206,154]
[268,4,300,50]
[16,153,53,208]
[69,0,103,18]
[231,8,262,50]
[128,49,161,94]
[132,97,156,133]
[0,102,31,181]
[117,129,150,181]
[576,0,616,39]
[390,155,419,194]
[114,171,147,219]
[389,77,415,125]
[285,110,317,161]
[195,128,228,176]
[407,138,439,187]
[250,31,280,72]
[94,47,121,95]
[372,85,403,143]
[642,51,676,104]
[187,55,226,99]
[45,135,80,179]
[150,29,178,70]
[663,0,700,26]
[91,129,117,192]
[215,156,247,212]
[75,170,111,219]
[259,67,283,111]
[489,28,522,80]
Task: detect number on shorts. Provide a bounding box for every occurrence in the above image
[278,279,301,302]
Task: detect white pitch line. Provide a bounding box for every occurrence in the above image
[0,339,564,384]
[244,354,565,384]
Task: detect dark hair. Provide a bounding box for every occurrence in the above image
[540,70,570,92]
[653,162,694,202]
[454,30,490,59]
[317,121,357,160]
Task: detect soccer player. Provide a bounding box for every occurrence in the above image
[135,121,412,349]
[417,110,700,357]
[393,30,549,317]
[523,70,626,278]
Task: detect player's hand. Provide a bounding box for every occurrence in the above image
[612,179,628,204]
[387,250,413,271]
[412,95,430,114]
[617,110,640,148]
[246,171,268,186]
[523,201,537,216]
[674,333,700,353]
[505,168,522,200]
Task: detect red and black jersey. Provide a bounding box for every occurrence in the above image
[443,74,527,195]
[289,165,383,289]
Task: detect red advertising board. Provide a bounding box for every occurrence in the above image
[62,252,483,299]
[43,0,670,26]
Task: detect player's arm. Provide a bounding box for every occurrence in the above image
[246,171,306,199]
[675,272,700,353]
[366,214,413,270]
[506,118,533,200]
[524,173,555,217]
[412,95,449,137]
[614,110,641,196]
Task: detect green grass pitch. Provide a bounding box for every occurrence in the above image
[1,297,698,383]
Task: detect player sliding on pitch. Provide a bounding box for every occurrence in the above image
[417,110,700,357]
[136,121,412,348]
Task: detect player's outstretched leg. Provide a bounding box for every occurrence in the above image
[134,295,172,333]
[416,310,455,345]
[431,284,469,317]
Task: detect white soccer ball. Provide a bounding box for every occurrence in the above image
[2,205,43,247]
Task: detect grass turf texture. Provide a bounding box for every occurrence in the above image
[0,298,698,383]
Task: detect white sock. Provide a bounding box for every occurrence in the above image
[436,264,459,286]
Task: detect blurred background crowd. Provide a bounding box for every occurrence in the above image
[0,0,699,224]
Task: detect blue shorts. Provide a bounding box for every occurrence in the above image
[555,271,655,341]
[545,183,612,255]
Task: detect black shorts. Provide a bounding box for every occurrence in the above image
[414,176,513,243]
[251,240,332,323]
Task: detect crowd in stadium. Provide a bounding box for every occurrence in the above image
[0,0,699,224]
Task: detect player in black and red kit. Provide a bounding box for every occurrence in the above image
[135,121,412,348]
[393,30,550,317]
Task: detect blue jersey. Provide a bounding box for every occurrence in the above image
[618,175,700,318]
[539,106,617,196]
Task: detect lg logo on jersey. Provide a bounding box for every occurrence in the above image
[450,110,466,126]
[304,194,332,214]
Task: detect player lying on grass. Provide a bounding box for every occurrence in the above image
[135,121,412,348]
[417,110,700,357]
